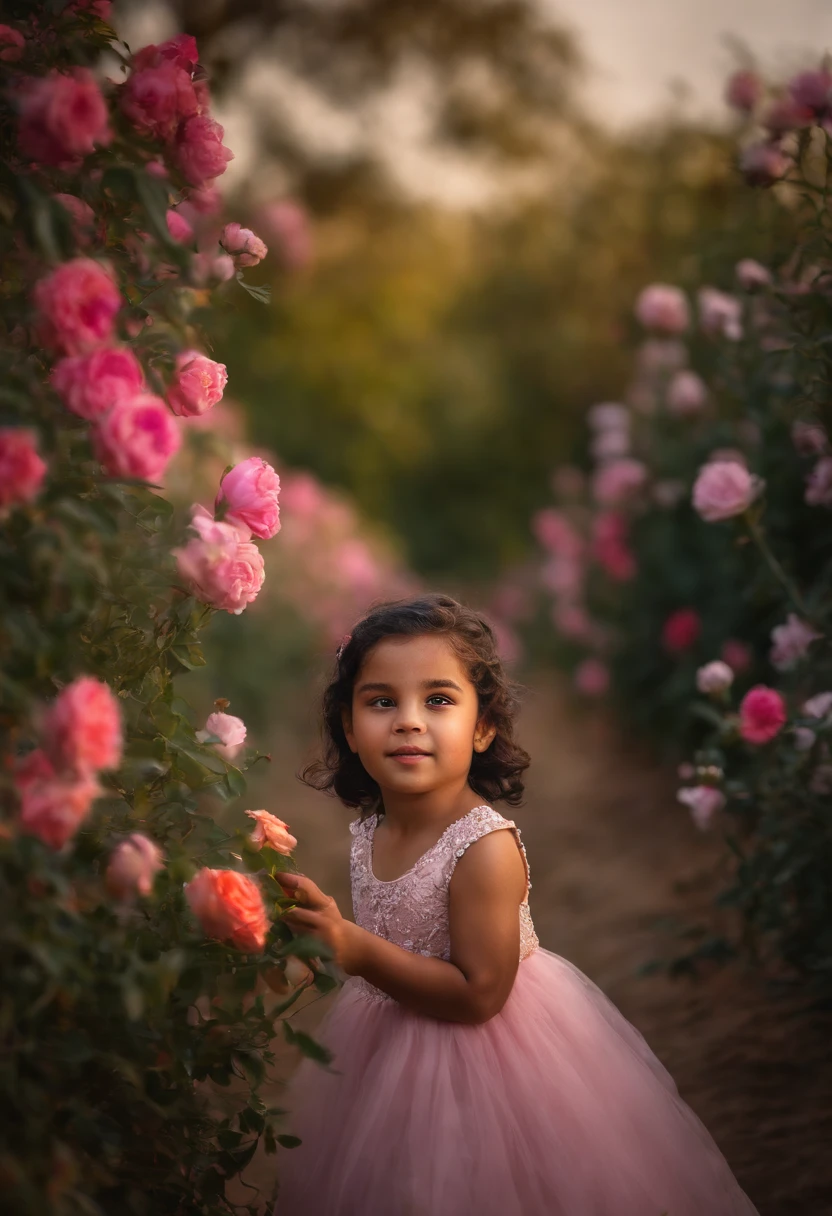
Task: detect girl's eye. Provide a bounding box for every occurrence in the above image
[427,695,452,706]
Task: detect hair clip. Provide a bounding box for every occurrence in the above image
[336,632,352,660]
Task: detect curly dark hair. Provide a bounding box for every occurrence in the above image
[299,593,530,816]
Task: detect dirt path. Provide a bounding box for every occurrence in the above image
[245,676,832,1214]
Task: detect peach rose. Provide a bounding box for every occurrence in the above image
[106,833,164,900]
[185,867,270,951]
[43,675,123,775]
[245,810,297,855]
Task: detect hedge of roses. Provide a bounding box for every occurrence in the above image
[533,64,832,988]
[0,7,331,1213]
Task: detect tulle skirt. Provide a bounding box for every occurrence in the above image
[274,948,759,1216]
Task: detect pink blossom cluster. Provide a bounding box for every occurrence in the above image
[725,65,832,186]
[17,67,111,168]
[16,676,122,849]
[120,35,233,187]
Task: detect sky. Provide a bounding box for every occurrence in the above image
[552,0,832,128]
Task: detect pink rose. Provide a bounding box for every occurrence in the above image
[54,193,96,245]
[662,608,701,653]
[696,660,734,695]
[591,512,635,581]
[698,287,743,341]
[541,556,583,598]
[17,69,111,167]
[788,69,832,116]
[132,35,199,74]
[185,868,270,951]
[216,456,281,539]
[121,61,198,141]
[791,420,827,457]
[588,402,629,431]
[736,259,772,291]
[591,429,630,461]
[666,370,707,417]
[43,675,123,775]
[725,69,761,113]
[634,285,689,334]
[34,258,121,356]
[0,429,46,507]
[221,223,268,267]
[52,346,144,421]
[739,685,786,744]
[692,459,759,522]
[721,638,752,673]
[19,770,101,850]
[769,613,822,671]
[245,810,297,854]
[197,711,247,761]
[532,508,583,559]
[574,658,609,697]
[174,505,265,614]
[94,393,181,483]
[591,458,647,506]
[106,833,164,900]
[739,142,790,187]
[166,350,227,417]
[190,252,235,286]
[0,25,24,62]
[254,200,312,270]
[175,115,233,186]
[677,785,725,831]
[552,602,592,641]
[805,456,832,506]
[636,338,688,377]
[803,691,832,720]
[166,208,194,244]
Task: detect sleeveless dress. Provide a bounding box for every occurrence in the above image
[274,804,759,1216]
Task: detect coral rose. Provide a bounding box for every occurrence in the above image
[677,785,725,831]
[769,614,822,671]
[634,285,689,334]
[43,675,123,775]
[52,346,144,421]
[221,223,268,267]
[216,457,281,539]
[692,459,759,522]
[662,608,701,653]
[175,115,233,186]
[739,685,786,744]
[19,770,101,850]
[246,810,297,854]
[106,833,164,900]
[174,505,265,614]
[94,393,181,483]
[0,428,46,507]
[197,711,247,761]
[696,660,734,695]
[17,69,111,167]
[166,349,227,417]
[34,258,121,356]
[185,868,270,951]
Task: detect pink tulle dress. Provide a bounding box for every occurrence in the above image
[274,804,759,1216]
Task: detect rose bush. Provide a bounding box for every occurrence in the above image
[0,7,332,1213]
[530,60,832,990]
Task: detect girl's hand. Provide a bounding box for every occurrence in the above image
[275,871,361,973]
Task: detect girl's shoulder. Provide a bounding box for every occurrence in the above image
[349,812,375,838]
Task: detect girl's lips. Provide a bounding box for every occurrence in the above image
[389,753,431,764]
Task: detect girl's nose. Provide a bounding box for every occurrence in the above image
[392,700,426,732]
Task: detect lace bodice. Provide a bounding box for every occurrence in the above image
[348,804,539,1004]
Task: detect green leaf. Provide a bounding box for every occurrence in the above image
[282,1022,333,1066]
[235,270,272,303]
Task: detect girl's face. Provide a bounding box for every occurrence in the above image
[341,634,496,800]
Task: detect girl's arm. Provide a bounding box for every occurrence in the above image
[276,830,527,1025]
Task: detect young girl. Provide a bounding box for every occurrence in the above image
[273,593,759,1216]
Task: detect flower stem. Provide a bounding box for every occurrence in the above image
[745,513,810,617]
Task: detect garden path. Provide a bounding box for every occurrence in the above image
[245,675,832,1215]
